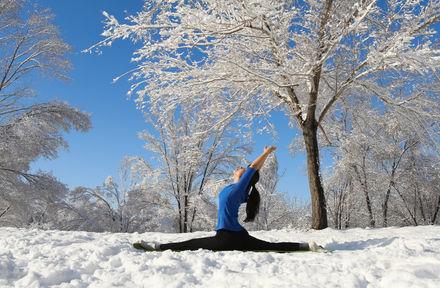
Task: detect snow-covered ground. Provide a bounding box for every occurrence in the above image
[1,226,439,288]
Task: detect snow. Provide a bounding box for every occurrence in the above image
[1,226,440,288]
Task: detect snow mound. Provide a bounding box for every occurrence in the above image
[1,226,440,287]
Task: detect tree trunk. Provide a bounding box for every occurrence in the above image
[183,194,188,233]
[303,121,328,229]
[394,185,418,226]
[353,164,375,227]
[177,199,182,233]
[0,205,11,219]
[344,181,353,229]
[431,194,440,224]
[383,185,391,227]
[417,190,426,224]
[189,208,195,232]
[337,190,348,230]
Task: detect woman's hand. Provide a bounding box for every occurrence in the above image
[250,146,277,170]
[264,146,277,154]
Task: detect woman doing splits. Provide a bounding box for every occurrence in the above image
[133,146,323,253]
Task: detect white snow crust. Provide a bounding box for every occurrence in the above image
[1,226,440,287]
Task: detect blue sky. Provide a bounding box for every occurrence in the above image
[29,0,323,202]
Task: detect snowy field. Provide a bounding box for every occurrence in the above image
[1,226,440,288]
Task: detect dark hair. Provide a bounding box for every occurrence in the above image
[243,169,260,222]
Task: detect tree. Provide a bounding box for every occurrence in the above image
[0,170,70,228]
[324,161,355,229]
[59,163,172,233]
[324,94,440,228]
[0,0,91,227]
[89,0,440,229]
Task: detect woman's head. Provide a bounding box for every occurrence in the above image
[232,166,246,182]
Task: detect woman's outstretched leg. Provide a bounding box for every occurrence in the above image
[243,234,309,252]
[159,235,223,251]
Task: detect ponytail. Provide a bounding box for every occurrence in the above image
[243,169,260,222]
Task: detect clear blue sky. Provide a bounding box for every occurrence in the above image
[30,0,328,202]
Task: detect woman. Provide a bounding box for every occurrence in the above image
[133,146,323,253]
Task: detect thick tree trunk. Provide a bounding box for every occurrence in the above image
[303,121,328,229]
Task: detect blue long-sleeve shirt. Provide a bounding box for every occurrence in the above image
[215,166,257,231]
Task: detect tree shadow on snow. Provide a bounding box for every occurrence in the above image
[326,237,399,251]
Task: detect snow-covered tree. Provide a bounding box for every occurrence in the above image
[0,0,91,227]
[89,0,440,229]
[383,145,440,226]
[63,178,136,233]
[0,170,70,228]
[324,166,354,229]
[59,162,172,233]
[324,94,440,228]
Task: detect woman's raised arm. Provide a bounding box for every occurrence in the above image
[249,146,277,170]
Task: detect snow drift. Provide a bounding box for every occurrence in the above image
[1,226,439,287]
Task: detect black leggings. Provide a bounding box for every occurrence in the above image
[159,229,307,252]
